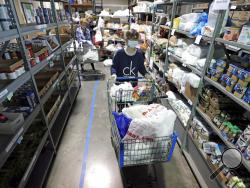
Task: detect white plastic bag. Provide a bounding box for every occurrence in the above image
[103,59,113,66]
[172,68,185,87]
[179,13,201,23]
[97,17,104,28]
[187,44,209,58]
[179,22,197,32]
[182,50,198,66]
[122,104,176,140]
[196,58,206,70]
[187,73,200,88]
[95,29,103,42]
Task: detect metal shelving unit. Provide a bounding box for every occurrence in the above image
[204,76,250,111]
[196,107,250,172]
[0,0,81,187]
[148,0,250,187]
[215,38,250,51]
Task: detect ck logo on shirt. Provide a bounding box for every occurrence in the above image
[123,61,135,76]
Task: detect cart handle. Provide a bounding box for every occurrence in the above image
[116,77,144,81]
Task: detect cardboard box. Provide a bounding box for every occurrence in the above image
[0,59,24,72]
[229,11,250,27]
[193,3,209,9]
[185,82,197,103]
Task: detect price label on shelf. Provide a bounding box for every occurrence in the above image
[231,5,237,9]
[213,0,230,10]
[195,35,202,45]
[171,29,175,36]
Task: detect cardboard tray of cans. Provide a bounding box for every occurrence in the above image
[44,95,61,123]
[0,59,24,73]
[35,71,59,97]
[32,46,49,58]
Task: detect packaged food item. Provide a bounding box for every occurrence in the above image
[237,69,250,82]
[235,136,248,152]
[234,83,248,99]
[209,68,223,81]
[227,176,241,188]
[243,145,250,160]
[225,77,238,92]
[223,27,240,41]
[227,64,239,77]
[243,88,250,104]
[220,74,229,86]
[173,18,180,29]
[7,72,17,79]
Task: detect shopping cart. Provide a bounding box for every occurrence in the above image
[107,77,178,187]
[76,42,105,80]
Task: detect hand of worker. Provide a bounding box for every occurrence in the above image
[145,73,153,81]
[110,74,117,81]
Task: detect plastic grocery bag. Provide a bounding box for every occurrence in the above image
[112,112,132,138]
[179,13,201,23]
[122,104,177,140]
[187,44,209,58]
[110,82,134,102]
[190,12,208,36]
[103,59,113,66]
[122,104,150,119]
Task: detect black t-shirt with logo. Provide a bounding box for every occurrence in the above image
[111,49,147,79]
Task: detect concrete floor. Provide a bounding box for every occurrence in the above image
[46,64,200,188]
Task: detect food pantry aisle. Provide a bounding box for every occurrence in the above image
[45,64,200,188]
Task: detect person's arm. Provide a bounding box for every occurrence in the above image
[85,28,91,41]
[111,51,119,75]
[138,52,148,76]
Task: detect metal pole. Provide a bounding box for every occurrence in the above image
[163,0,178,78]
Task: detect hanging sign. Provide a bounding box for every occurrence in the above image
[213,0,230,10]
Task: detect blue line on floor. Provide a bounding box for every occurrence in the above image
[79,80,100,188]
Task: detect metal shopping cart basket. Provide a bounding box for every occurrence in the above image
[107,77,178,169]
[76,42,105,80]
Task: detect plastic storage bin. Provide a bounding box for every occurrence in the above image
[0,113,24,134]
